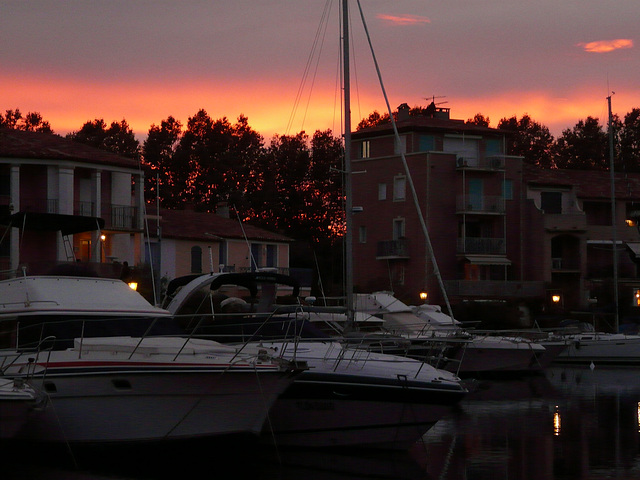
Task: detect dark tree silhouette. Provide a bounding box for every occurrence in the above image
[0,108,53,133]
[466,113,490,127]
[554,116,609,170]
[498,114,555,168]
[620,108,640,172]
[67,118,139,159]
[141,116,182,205]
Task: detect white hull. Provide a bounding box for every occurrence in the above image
[548,333,640,365]
[259,342,466,449]
[2,338,299,444]
[404,335,547,374]
[16,370,291,443]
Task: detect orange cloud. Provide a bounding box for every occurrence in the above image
[377,14,431,26]
[578,39,633,53]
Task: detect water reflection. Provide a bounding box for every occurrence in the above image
[419,367,640,479]
[6,367,640,479]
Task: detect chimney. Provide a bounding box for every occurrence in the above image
[216,201,230,218]
[397,103,410,122]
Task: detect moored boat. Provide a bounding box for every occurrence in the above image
[0,275,304,444]
[164,271,468,449]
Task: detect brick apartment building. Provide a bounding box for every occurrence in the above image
[350,103,640,327]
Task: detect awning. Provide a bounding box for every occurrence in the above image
[0,212,105,235]
[464,255,511,265]
[625,242,640,258]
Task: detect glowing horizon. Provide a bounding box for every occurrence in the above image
[3,73,637,143]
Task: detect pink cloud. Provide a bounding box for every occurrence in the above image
[377,14,431,26]
[578,39,633,53]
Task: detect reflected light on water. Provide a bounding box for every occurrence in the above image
[554,406,561,436]
[637,402,640,433]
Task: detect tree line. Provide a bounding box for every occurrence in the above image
[4,104,640,244]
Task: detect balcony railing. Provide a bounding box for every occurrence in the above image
[75,201,94,217]
[457,195,505,214]
[376,239,409,259]
[105,204,138,230]
[456,155,505,170]
[457,237,506,255]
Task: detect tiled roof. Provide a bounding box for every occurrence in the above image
[152,206,293,243]
[524,165,640,200]
[0,128,139,169]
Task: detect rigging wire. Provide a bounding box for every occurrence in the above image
[355,0,455,319]
[285,0,334,135]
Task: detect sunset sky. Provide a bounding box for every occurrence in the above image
[2,0,638,142]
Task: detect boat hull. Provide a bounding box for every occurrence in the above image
[10,366,295,444]
[264,372,465,449]
[548,334,640,365]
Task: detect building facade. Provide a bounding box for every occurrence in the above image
[350,104,640,326]
[0,129,145,279]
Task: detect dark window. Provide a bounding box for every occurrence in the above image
[191,246,202,273]
[541,191,562,214]
[584,201,612,226]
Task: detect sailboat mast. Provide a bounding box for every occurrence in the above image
[342,0,354,318]
[608,93,619,331]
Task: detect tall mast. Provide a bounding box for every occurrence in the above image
[608,93,619,331]
[342,0,354,318]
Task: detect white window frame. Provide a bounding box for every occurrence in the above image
[393,175,406,201]
[378,183,387,201]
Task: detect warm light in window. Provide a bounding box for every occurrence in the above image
[552,294,561,303]
[554,406,561,436]
[635,290,640,306]
[626,219,636,227]
[420,291,428,302]
[128,282,138,291]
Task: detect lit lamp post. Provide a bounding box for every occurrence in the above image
[419,291,428,304]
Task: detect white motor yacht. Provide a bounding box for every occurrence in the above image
[0,275,304,444]
[164,271,468,450]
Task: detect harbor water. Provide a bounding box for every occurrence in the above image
[7,365,640,479]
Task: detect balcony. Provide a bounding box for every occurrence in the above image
[543,213,586,232]
[376,239,409,260]
[457,195,505,214]
[457,237,506,255]
[456,155,505,170]
[103,204,139,230]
